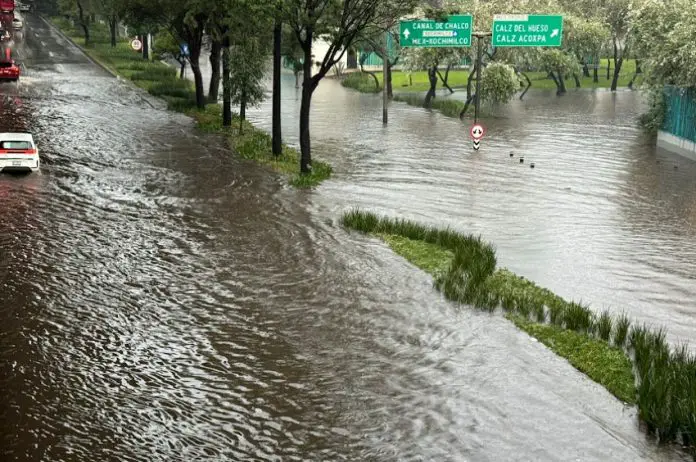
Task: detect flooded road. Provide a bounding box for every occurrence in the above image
[0,14,691,462]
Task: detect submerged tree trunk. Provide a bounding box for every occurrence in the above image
[606,57,611,80]
[582,62,590,77]
[628,59,642,90]
[208,39,222,102]
[593,64,599,83]
[424,64,438,108]
[519,72,532,100]
[557,72,567,94]
[386,60,394,99]
[222,37,231,127]
[272,19,282,156]
[573,73,581,88]
[459,93,476,119]
[610,40,626,92]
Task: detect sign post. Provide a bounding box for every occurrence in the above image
[399,15,473,48]
[470,123,485,150]
[130,38,142,51]
[492,14,564,47]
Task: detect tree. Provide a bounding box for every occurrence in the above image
[95,0,125,47]
[539,49,579,95]
[402,47,464,106]
[630,0,696,88]
[58,0,92,45]
[563,15,610,86]
[284,0,416,174]
[281,24,303,87]
[229,36,269,133]
[479,62,519,105]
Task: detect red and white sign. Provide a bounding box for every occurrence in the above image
[130,38,142,51]
[470,123,485,140]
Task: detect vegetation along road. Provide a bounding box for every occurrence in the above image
[1,0,695,461]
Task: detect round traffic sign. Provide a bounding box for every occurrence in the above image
[131,38,142,51]
[470,123,485,140]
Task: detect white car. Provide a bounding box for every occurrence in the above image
[0,133,40,172]
[18,4,29,12]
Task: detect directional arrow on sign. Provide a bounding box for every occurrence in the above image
[473,140,481,150]
[403,29,410,39]
[550,29,559,38]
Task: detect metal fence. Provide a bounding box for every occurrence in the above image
[663,86,696,143]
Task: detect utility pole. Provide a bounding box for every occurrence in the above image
[471,32,491,124]
[382,30,389,124]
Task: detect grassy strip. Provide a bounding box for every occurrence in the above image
[341,63,642,94]
[50,18,331,188]
[393,93,468,119]
[340,209,696,452]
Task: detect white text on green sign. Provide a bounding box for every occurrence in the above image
[492,14,563,47]
[399,15,473,48]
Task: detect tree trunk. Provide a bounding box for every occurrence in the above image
[239,90,247,134]
[548,71,559,89]
[557,72,566,94]
[179,59,186,79]
[222,37,231,127]
[424,65,438,108]
[208,39,222,103]
[519,72,532,100]
[272,19,282,157]
[108,17,116,47]
[459,93,475,118]
[294,70,300,88]
[437,64,454,94]
[582,62,590,77]
[187,30,206,109]
[190,62,205,109]
[628,58,641,90]
[142,33,150,60]
[299,23,315,174]
[635,59,642,74]
[593,64,599,83]
[466,63,476,100]
[606,57,611,80]
[76,1,89,46]
[360,64,380,91]
[386,59,396,99]
[573,73,581,88]
[610,55,623,91]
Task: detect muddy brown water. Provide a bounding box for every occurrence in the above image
[0,14,693,462]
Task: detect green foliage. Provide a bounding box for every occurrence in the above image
[341,72,381,93]
[51,16,331,189]
[393,93,466,118]
[341,209,696,446]
[480,62,519,104]
[630,0,696,88]
[228,37,269,109]
[539,49,579,76]
[639,85,667,135]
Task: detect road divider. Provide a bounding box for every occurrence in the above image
[340,209,696,454]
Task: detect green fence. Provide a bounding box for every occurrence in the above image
[663,86,696,143]
[358,51,471,67]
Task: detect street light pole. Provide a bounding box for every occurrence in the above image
[471,32,492,124]
[383,30,388,124]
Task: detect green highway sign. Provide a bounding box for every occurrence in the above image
[399,15,473,48]
[492,14,563,47]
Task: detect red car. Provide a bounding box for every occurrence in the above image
[0,47,18,81]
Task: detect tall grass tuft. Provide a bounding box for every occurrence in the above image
[614,313,631,348]
[596,310,613,342]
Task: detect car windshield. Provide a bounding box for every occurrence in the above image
[0,61,13,68]
[1,141,31,149]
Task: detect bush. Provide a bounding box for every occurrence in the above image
[341,72,381,93]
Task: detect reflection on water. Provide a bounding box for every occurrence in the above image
[248,77,696,347]
[0,14,692,462]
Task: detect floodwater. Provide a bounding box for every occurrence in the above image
[0,14,693,462]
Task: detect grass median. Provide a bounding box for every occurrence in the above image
[341,209,696,453]
[49,18,331,188]
[341,61,642,94]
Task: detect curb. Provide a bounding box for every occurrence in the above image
[40,16,160,109]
